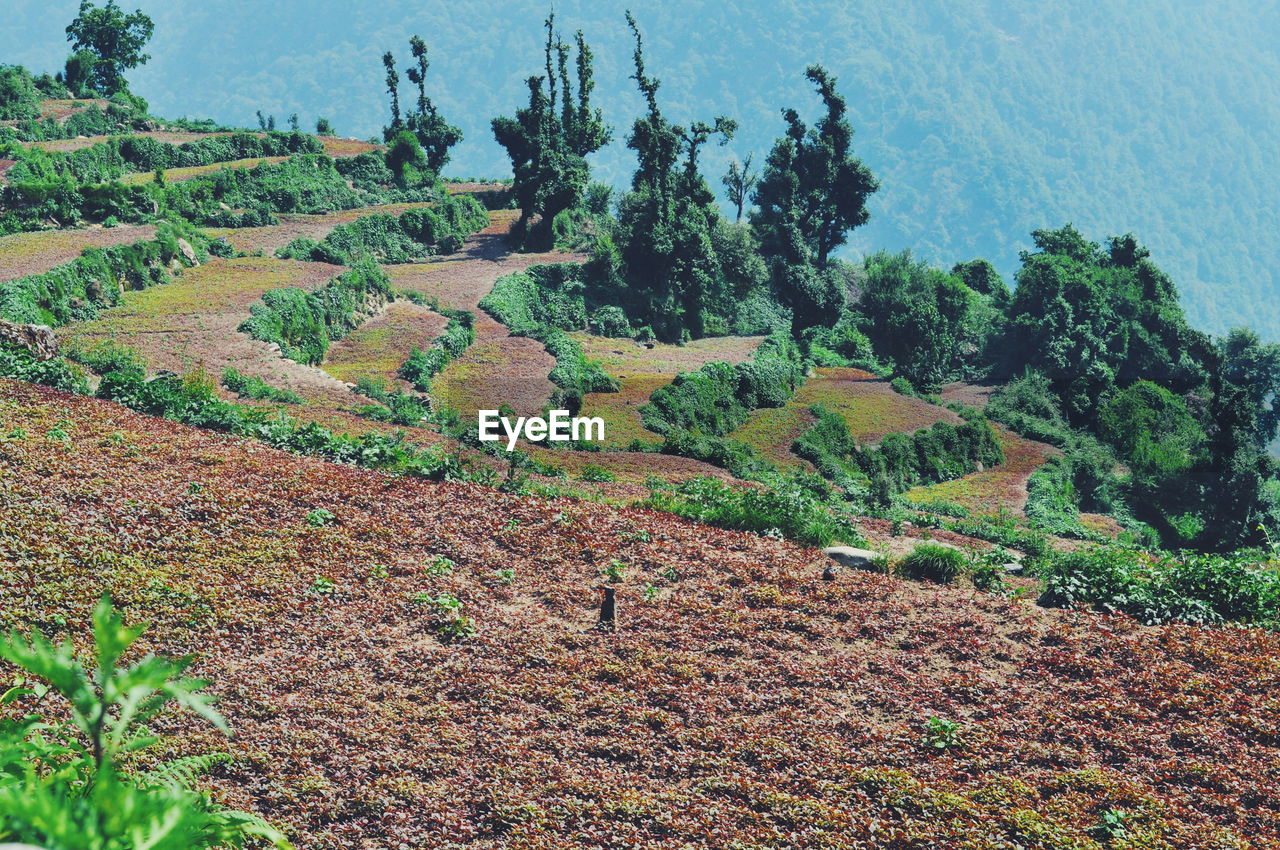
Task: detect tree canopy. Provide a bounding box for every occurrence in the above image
[64,0,154,95]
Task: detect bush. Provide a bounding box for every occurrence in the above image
[221,367,302,404]
[641,475,864,548]
[0,220,206,325]
[238,259,393,364]
[642,332,803,436]
[578,463,616,483]
[1039,547,1280,627]
[899,543,968,584]
[277,195,487,265]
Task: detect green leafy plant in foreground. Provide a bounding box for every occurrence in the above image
[0,597,290,848]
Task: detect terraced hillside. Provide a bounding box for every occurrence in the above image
[0,223,158,280]
[730,367,964,469]
[2,377,1277,848]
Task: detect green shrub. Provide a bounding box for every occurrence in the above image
[642,332,803,436]
[1039,547,1280,626]
[578,463,616,483]
[0,341,89,393]
[0,220,207,325]
[221,367,302,404]
[640,475,863,548]
[0,598,290,849]
[277,196,487,265]
[238,259,392,364]
[900,543,968,584]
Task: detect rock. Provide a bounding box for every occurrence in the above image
[177,238,199,266]
[822,565,837,581]
[0,319,60,361]
[822,546,881,570]
[1002,562,1024,575]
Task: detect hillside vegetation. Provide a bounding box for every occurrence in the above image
[2,4,1280,847]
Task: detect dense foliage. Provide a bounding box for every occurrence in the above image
[277,196,487,264]
[794,404,1004,504]
[238,259,393,365]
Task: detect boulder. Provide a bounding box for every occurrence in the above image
[177,238,199,266]
[822,546,881,570]
[0,319,60,361]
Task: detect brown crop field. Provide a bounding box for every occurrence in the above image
[25,131,378,157]
[320,300,449,387]
[0,224,157,281]
[2,378,1276,849]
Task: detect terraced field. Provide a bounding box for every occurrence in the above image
[203,202,435,254]
[0,223,157,281]
[385,210,586,419]
[118,156,291,185]
[729,367,963,467]
[320,300,448,387]
[573,333,767,447]
[25,131,379,158]
[57,255,354,407]
[904,425,1058,514]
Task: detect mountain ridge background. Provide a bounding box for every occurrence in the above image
[3,0,1278,339]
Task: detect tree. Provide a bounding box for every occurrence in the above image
[383,36,462,175]
[289,112,299,132]
[64,0,154,96]
[753,65,878,266]
[492,14,611,250]
[609,11,736,340]
[316,116,334,136]
[386,129,427,186]
[721,154,756,222]
[751,66,877,331]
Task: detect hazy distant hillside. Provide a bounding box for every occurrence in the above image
[4,0,1278,339]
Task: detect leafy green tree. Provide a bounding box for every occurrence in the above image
[721,154,756,223]
[608,11,737,341]
[855,250,984,391]
[1219,328,1280,449]
[951,258,1010,306]
[315,116,334,136]
[492,14,611,250]
[64,0,155,96]
[0,65,41,121]
[383,37,462,175]
[403,35,463,174]
[1002,225,1207,424]
[752,65,877,265]
[385,129,428,186]
[750,66,877,330]
[1100,381,1205,484]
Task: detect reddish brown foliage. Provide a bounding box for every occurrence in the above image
[1,379,1278,848]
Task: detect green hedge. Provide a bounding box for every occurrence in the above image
[398,309,475,393]
[238,259,393,365]
[641,332,804,436]
[793,404,1005,500]
[277,196,488,265]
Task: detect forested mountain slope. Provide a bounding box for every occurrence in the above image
[5,0,1278,338]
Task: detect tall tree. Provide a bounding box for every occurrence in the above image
[64,0,154,96]
[753,65,877,266]
[722,154,757,223]
[492,13,610,250]
[611,10,736,340]
[752,66,877,330]
[403,35,463,174]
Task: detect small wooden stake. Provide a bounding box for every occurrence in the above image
[597,586,616,630]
